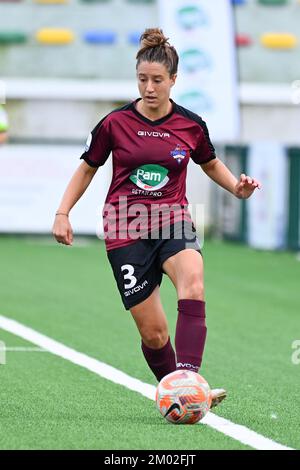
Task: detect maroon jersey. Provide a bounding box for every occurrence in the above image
[80,99,216,251]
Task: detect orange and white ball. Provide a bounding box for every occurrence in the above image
[156,370,212,424]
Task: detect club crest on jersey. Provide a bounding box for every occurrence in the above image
[170,145,187,164]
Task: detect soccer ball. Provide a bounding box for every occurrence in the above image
[156,370,212,424]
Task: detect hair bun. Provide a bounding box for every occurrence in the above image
[136,28,179,76]
[140,28,170,48]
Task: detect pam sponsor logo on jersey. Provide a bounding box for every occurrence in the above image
[124,280,149,297]
[170,144,188,164]
[130,164,169,191]
[137,130,170,138]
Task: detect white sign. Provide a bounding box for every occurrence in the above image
[0,144,111,235]
[158,0,240,142]
[247,142,288,250]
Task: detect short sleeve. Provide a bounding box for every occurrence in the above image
[191,119,216,165]
[80,116,112,168]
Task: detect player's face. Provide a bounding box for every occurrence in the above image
[137,61,177,111]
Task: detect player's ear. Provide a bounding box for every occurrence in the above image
[170,74,177,87]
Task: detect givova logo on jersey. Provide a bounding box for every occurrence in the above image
[130,164,169,191]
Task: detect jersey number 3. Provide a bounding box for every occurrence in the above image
[121,264,137,289]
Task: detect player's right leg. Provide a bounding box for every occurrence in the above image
[130,285,176,381]
[106,240,176,381]
[130,285,168,350]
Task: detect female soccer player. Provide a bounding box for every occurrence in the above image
[52,29,261,407]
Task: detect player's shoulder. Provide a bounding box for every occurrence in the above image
[89,102,134,136]
[99,102,134,126]
[173,102,208,130]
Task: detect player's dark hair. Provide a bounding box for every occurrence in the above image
[136,28,179,76]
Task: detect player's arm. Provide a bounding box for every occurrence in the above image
[200,157,261,199]
[52,161,98,245]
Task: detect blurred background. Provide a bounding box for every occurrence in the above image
[0,0,300,251]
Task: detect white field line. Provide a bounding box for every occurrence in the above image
[0,315,293,451]
[0,347,47,352]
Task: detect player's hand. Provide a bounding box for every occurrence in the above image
[52,214,73,246]
[234,174,262,199]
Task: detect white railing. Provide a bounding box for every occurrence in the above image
[2,78,297,105]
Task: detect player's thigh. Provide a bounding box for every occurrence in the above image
[130,285,169,342]
[107,239,163,310]
[162,249,204,300]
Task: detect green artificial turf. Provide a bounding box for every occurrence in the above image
[0,235,299,449]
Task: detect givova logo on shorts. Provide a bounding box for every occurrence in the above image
[129,164,169,191]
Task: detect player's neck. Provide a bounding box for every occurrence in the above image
[137,99,172,121]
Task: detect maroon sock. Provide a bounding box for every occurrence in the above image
[175,299,207,373]
[141,336,176,381]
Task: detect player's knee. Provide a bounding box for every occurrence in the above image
[179,272,204,300]
[141,327,169,349]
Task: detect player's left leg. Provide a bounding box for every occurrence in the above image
[162,248,227,408]
[162,249,207,373]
